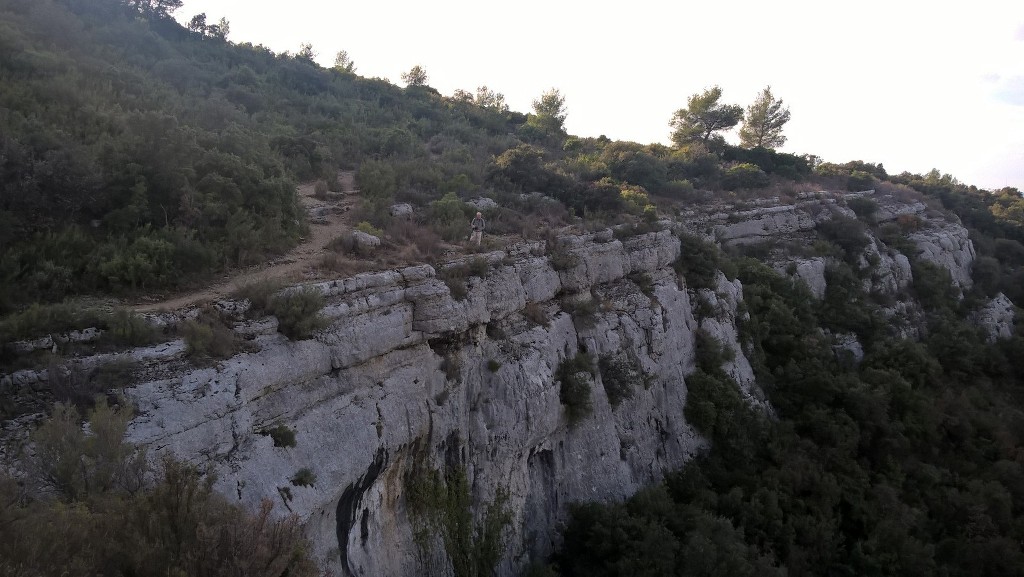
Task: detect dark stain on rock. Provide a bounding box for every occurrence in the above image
[336,447,388,576]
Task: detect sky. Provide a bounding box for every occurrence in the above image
[176,0,1024,191]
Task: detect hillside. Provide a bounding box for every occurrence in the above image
[3,2,1024,577]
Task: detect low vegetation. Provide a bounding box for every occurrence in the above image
[0,399,318,576]
[268,287,327,340]
[405,461,511,577]
[557,352,596,424]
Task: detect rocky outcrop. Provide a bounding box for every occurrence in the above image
[910,221,976,289]
[116,228,745,577]
[972,293,1016,342]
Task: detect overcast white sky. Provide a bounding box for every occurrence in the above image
[177,0,1024,191]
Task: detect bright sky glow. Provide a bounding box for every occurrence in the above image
[178,0,1024,190]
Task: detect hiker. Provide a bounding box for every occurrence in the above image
[470,212,485,246]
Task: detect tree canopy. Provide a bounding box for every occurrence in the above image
[738,86,791,149]
[402,65,429,86]
[669,86,743,146]
[528,88,568,135]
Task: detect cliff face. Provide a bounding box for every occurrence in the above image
[2,191,1015,576]
[123,229,737,576]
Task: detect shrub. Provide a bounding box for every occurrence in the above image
[674,233,722,290]
[562,296,599,329]
[429,192,472,242]
[847,170,875,191]
[486,359,502,373]
[182,307,240,361]
[846,196,878,220]
[438,265,470,300]
[558,352,595,424]
[628,272,655,297]
[694,329,735,374]
[355,221,383,237]
[468,256,490,278]
[598,354,644,407]
[290,467,317,487]
[612,220,661,240]
[268,287,327,340]
[0,302,107,343]
[313,179,329,199]
[816,215,869,261]
[262,424,297,448]
[523,302,549,327]
[233,278,286,316]
[46,358,140,414]
[722,163,770,190]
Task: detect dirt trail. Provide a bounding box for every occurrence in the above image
[133,172,358,313]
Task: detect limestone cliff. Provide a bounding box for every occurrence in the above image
[121,228,726,577]
[1,190,1016,576]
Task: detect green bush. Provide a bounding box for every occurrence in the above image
[268,287,327,340]
[290,467,317,487]
[674,233,722,290]
[558,352,595,424]
[598,354,644,407]
[846,196,878,220]
[355,221,383,237]
[722,163,770,190]
[232,278,286,316]
[182,307,240,361]
[438,265,470,300]
[4,399,318,577]
[816,215,869,261]
[263,424,297,448]
[847,170,875,191]
[486,359,502,373]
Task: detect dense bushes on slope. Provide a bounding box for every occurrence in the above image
[552,255,1024,577]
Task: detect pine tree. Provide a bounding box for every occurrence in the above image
[739,86,791,149]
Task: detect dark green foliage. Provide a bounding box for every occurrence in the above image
[674,233,722,290]
[486,359,502,373]
[816,214,870,262]
[911,260,959,312]
[262,424,297,448]
[46,358,139,415]
[405,463,512,577]
[556,257,1024,577]
[1,399,318,577]
[846,170,875,191]
[268,286,326,340]
[182,306,242,361]
[846,196,878,219]
[558,352,595,424]
[0,304,157,348]
[818,263,884,341]
[549,248,580,271]
[0,0,539,311]
[290,467,316,487]
[598,354,645,407]
[721,163,770,190]
[721,144,810,180]
[693,329,735,374]
[438,264,470,300]
[232,278,286,316]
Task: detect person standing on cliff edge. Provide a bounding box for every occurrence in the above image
[470,212,485,246]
